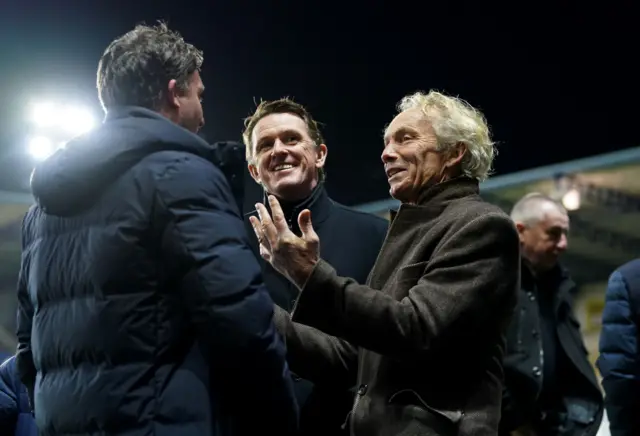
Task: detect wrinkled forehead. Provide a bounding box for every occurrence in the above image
[383,108,429,142]
[537,202,570,229]
[545,205,569,223]
[252,113,309,144]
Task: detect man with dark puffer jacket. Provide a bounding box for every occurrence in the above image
[15,23,297,436]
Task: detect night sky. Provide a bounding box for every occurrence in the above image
[0,0,638,206]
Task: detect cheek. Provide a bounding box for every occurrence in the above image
[298,147,314,163]
[254,157,270,179]
[196,100,204,115]
[260,160,271,176]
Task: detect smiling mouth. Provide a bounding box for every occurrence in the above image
[273,164,295,171]
[387,169,405,179]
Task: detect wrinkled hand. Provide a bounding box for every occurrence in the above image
[249,195,320,289]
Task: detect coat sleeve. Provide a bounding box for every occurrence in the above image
[274,305,358,388]
[292,212,520,359]
[0,358,18,434]
[597,270,640,436]
[15,211,36,412]
[154,156,298,434]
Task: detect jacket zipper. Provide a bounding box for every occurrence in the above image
[343,384,367,432]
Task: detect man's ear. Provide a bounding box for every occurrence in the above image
[248,162,260,183]
[315,144,328,169]
[166,79,181,109]
[444,142,466,169]
[515,222,527,243]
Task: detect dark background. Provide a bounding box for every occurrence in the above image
[0,0,637,206]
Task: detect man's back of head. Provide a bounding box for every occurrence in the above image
[32,23,209,216]
[97,22,206,133]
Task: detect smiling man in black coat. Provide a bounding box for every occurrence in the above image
[242,98,388,436]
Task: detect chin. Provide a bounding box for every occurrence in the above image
[389,183,406,201]
[274,180,316,201]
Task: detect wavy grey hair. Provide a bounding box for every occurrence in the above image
[396,91,495,181]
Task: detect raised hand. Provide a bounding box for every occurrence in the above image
[249,195,320,288]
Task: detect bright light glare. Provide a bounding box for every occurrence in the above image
[29,102,95,135]
[60,106,95,135]
[28,136,55,161]
[562,188,581,211]
[31,102,57,127]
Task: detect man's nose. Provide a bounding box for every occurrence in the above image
[272,139,288,155]
[381,144,398,164]
[557,234,568,251]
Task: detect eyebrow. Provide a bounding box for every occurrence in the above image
[257,129,301,144]
[383,126,416,144]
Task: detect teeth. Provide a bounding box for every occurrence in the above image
[274,164,294,171]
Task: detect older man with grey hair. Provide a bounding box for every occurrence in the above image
[500,193,603,436]
[250,90,521,436]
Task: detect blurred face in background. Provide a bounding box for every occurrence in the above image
[516,202,569,273]
[248,113,327,201]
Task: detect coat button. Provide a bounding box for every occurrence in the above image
[357,384,368,396]
[532,330,539,338]
[532,366,542,377]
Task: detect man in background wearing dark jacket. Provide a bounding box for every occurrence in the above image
[242,98,388,436]
[16,23,297,436]
[501,193,603,436]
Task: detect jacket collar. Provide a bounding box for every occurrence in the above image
[521,259,576,313]
[266,183,333,234]
[31,105,213,216]
[389,177,480,223]
[415,176,480,206]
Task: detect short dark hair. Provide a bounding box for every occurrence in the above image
[97,22,203,112]
[243,98,325,181]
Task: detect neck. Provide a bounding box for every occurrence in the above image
[269,178,319,203]
[275,183,320,212]
[158,107,179,125]
[265,184,328,234]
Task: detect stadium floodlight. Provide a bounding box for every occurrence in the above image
[28,136,55,161]
[30,102,57,128]
[562,188,581,211]
[60,106,95,135]
[29,101,96,135]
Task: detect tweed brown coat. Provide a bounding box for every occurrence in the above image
[275,177,521,436]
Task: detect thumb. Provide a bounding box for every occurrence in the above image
[298,209,317,241]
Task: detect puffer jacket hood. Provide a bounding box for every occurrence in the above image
[31,106,212,216]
